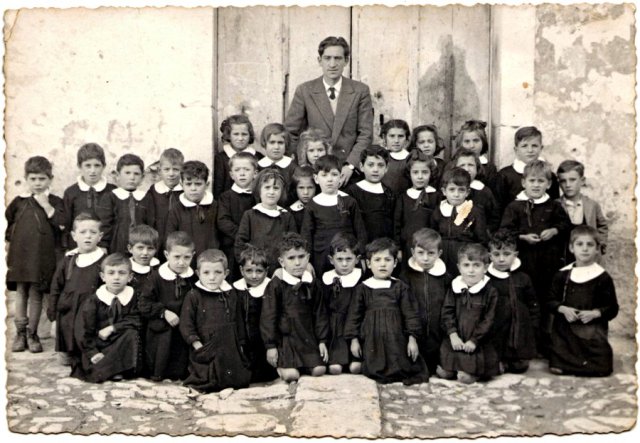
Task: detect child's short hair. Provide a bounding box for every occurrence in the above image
[457,243,490,265]
[456,120,489,154]
[100,252,132,272]
[77,143,106,166]
[557,159,585,177]
[197,249,228,270]
[318,36,350,59]
[405,150,437,177]
[514,126,542,145]
[253,169,287,204]
[297,128,331,166]
[25,156,53,178]
[229,151,258,170]
[314,154,341,174]
[72,211,101,231]
[289,165,315,198]
[278,232,309,256]
[523,160,553,180]
[365,237,399,261]
[116,153,144,173]
[569,225,601,246]
[181,160,209,181]
[452,148,482,171]
[440,167,471,188]
[260,123,290,151]
[329,232,360,257]
[411,228,442,250]
[238,244,270,269]
[380,119,410,139]
[411,125,445,155]
[159,148,184,166]
[128,224,159,248]
[165,231,195,252]
[220,114,256,145]
[488,229,518,252]
[360,144,389,165]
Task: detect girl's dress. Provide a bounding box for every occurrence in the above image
[344,277,429,383]
[440,275,500,378]
[382,150,411,194]
[346,180,395,242]
[180,281,252,392]
[393,186,439,262]
[260,270,329,369]
[73,285,143,383]
[546,263,618,376]
[320,268,363,367]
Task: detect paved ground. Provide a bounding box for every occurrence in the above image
[4,333,637,438]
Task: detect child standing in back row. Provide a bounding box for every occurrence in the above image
[146,148,184,246]
[257,123,296,192]
[289,166,317,231]
[381,119,412,194]
[455,120,498,196]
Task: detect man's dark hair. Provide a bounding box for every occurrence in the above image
[318,36,350,59]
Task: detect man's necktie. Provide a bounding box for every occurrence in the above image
[328,87,336,100]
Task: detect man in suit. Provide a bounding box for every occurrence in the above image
[285,36,373,186]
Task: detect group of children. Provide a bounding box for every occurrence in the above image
[5,115,619,391]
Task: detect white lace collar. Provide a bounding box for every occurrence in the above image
[363,277,392,289]
[253,203,287,218]
[112,187,146,201]
[408,257,447,276]
[356,180,384,194]
[313,191,348,207]
[231,183,253,195]
[451,275,490,294]
[158,262,194,280]
[179,191,214,207]
[281,269,314,286]
[389,150,410,161]
[487,258,522,279]
[515,191,550,204]
[130,257,160,274]
[512,156,546,174]
[77,176,108,192]
[196,280,233,292]
[439,200,470,217]
[322,268,362,288]
[290,200,305,212]
[96,285,134,307]
[470,180,485,191]
[233,277,271,298]
[223,143,256,158]
[406,186,436,199]
[65,247,105,268]
[479,154,489,165]
[154,181,183,194]
[258,155,292,168]
[560,262,606,283]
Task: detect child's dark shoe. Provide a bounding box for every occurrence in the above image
[435,365,456,380]
[549,367,564,375]
[112,374,124,381]
[457,371,478,384]
[402,373,429,386]
[11,333,27,353]
[27,332,43,353]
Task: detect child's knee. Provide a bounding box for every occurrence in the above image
[311,366,326,377]
[279,368,300,382]
[328,364,342,375]
[349,362,362,374]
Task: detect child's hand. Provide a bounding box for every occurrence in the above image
[164,310,180,327]
[319,343,329,363]
[407,336,419,362]
[540,228,558,241]
[450,332,464,351]
[578,309,601,324]
[266,348,278,367]
[520,233,541,244]
[462,340,477,353]
[193,340,203,350]
[339,164,354,188]
[350,338,362,358]
[558,305,579,323]
[98,325,115,340]
[90,352,105,364]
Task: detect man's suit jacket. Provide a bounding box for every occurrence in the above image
[285,76,373,167]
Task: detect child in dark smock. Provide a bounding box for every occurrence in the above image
[128,225,160,292]
[547,226,618,377]
[410,124,446,190]
[320,233,364,375]
[454,120,499,196]
[139,231,196,381]
[180,249,251,392]
[256,123,296,192]
[344,238,429,385]
[74,253,142,383]
[289,166,316,232]
[260,233,329,383]
[400,229,452,374]
[380,119,412,194]
[437,244,499,384]
[146,148,184,247]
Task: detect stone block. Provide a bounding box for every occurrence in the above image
[196,413,279,434]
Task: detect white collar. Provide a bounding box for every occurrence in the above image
[512,157,546,174]
[65,248,105,268]
[439,200,472,217]
[231,183,253,195]
[19,189,50,198]
[451,275,490,294]
[96,285,134,307]
[323,76,343,95]
[470,180,485,190]
[154,181,183,194]
[233,277,271,298]
[356,180,384,194]
[560,262,606,283]
[408,257,447,277]
[130,257,160,274]
[515,191,550,204]
[389,150,410,161]
[196,280,233,292]
[223,143,256,158]
[479,154,489,165]
[112,187,146,201]
[158,262,194,280]
[253,203,287,218]
[179,191,214,207]
[487,258,522,279]
[77,176,108,192]
[281,269,314,286]
[363,277,392,289]
[258,156,292,168]
[290,200,305,211]
[322,268,362,288]
[312,191,348,206]
[406,186,436,199]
